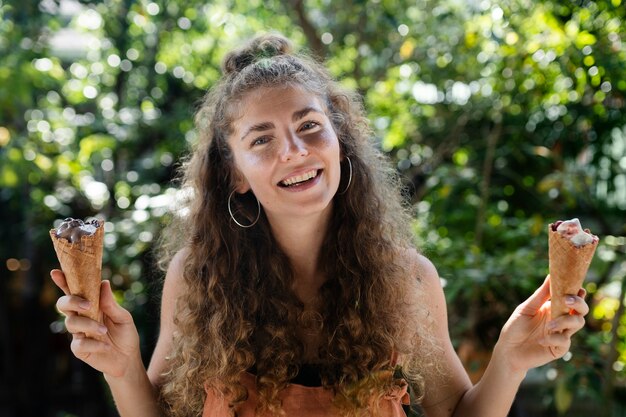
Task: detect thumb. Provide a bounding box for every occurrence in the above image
[517,275,551,316]
[99,280,132,323]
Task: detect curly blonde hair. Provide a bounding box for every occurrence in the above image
[157,33,432,417]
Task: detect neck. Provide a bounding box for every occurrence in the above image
[265,205,332,290]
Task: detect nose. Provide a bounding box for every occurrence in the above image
[279,132,309,162]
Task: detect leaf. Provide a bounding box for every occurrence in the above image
[0,164,18,187]
[78,134,117,165]
[575,31,597,49]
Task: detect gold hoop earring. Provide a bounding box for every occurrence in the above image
[337,157,352,195]
[228,190,260,228]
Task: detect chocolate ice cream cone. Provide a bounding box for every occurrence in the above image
[548,224,598,318]
[50,222,104,323]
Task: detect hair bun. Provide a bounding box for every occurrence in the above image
[222,33,293,75]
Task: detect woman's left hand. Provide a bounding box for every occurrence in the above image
[494,275,589,374]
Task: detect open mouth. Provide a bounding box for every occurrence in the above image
[278,169,321,188]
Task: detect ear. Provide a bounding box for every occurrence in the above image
[236,181,250,194]
[232,169,251,194]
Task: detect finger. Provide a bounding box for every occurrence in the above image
[70,334,112,356]
[539,333,572,358]
[50,269,70,296]
[563,294,590,316]
[578,288,587,298]
[99,280,132,324]
[56,294,94,316]
[541,331,572,347]
[548,344,570,359]
[65,314,108,337]
[547,314,586,335]
[518,276,551,315]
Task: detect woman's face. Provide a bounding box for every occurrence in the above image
[227,86,342,222]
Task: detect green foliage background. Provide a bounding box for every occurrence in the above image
[1,0,625,416]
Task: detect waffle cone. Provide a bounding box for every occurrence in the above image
[50,222,104,323]
[548,224,598,318]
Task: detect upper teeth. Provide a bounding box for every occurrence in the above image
[281,170,317,186]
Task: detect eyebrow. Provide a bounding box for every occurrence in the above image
[240,106,324,141]
[292,106,323,122]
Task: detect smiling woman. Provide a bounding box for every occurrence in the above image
[50,32,590,417]
[156,35,426,416]
[228,86,342,220]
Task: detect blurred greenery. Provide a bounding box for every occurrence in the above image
[1,0,625,416]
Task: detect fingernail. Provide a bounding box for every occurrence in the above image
[79,300,91,310]
[566,296,576,305]
[98,325,108,335]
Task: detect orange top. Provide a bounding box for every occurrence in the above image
[202,371,410,417]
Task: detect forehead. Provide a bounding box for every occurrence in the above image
[231,86,327,130]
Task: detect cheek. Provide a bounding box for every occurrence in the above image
[309,128,341,157]
[318,128,337,146]
[235,147,271,172]
[323,131,342,161]
[235,153,274,193]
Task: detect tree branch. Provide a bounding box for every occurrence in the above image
[410,113,470,202]
[283,0,325,59]
[474,121,502,248]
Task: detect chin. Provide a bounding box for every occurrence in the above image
[282,197,335,219]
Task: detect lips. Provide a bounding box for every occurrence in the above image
[279,169,321,187]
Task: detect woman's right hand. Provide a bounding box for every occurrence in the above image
[51,269,140,378]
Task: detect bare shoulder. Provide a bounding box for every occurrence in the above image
[147,247,191,385]
[397,248,442,298]
[161,247,191,295]
[167,247,191,279]
[395,248,448,346]
[159,247,191,316]
[396,249,473,415]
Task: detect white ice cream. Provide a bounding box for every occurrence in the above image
[556,218,595,247]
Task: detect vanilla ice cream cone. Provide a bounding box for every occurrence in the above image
[50,221,104,323]
[548,223,598,318]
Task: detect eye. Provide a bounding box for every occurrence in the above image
[299,120,320,131]
[251,136,270,146]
